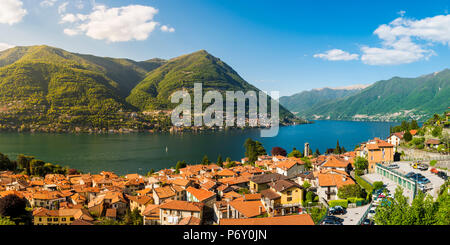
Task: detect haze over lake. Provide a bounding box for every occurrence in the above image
[0,120,398,175]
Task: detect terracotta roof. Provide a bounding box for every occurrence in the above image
[318,171,355,188]
[186,186,216,202]
[260,189,281,200]
[409,130,418,136]
[250,173,288,184]
[127,194,153,205]
[178,216,201,225]
[229,199,266,218]
[220,214,314,225]
[268,179,302,192]
[322,156,351,169]
[33,208,93,221]
[216,169,236,177]
[154,186,176,199]
[159,200,204,212]
[142,204,160,217]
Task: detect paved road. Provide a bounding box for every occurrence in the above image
[335,204,372,225]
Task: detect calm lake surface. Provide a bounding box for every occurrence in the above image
[0,120,398,175]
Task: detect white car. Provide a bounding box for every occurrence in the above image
[367,207,376,220]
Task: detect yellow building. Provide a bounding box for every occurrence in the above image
[260,179,304,216]
[33,208,93,225]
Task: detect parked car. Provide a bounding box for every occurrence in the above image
[405,172,416,178]
[430,168,439,174]
[367,207,376,219]
[321,219,343,225]
[329,206,346,215]
[323,216,344,223]
[387,164,399,169]
[437,171,448,180]
[361,219,374,225]
[418,164,429,171]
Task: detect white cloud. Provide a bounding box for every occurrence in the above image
[58,2,69,14]
[0,42,15,51]
[40,0,57,7]
[0,0,27,25]
[161,25,175,33]
[313,49,359,61]
[318,14,450,66]
[60,4,164,42]
[360,15,450,65]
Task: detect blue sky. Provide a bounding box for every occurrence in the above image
[1,0,450,96]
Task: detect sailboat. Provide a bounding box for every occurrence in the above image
[165,146,168,153]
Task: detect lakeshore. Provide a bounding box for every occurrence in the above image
[0,120,397,175]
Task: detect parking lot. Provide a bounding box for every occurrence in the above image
[364,161,447,200]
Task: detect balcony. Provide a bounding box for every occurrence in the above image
[325,190,336,195]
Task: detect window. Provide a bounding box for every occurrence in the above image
[70,217,74,221]
[287,197,292,202]
[39,218,42,222]
[287,191,292,196]
[47,218,51,222]
[62,218,66,221]
[53,218,58,221]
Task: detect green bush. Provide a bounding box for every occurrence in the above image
[355,174,373,193]
[430,160,437,166]
[329,199,348,208]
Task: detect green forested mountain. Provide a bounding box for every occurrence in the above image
[279,87,364,116]
[126,50,298,122]
[0,45,300,133]
[291,70,450,121]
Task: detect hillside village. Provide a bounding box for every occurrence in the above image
[0,112,449,226]
[0,135,399,226]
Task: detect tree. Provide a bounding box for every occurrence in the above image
[0,216,15,225]
[354,156,369,175]
[305,191,314,203]
[0,195,28,224]
[17,155,34,174]
[175,160,187,173]
[123,208,143,225]
[337,184,364,199]
[147,169,155,176]
[225,157,231,163]
[0,153,15,171]
[410,120,419,130]
[373,181,384,191]
[302,157,312,170]
[288,148,302,158]
[334,140,341,154]
[201,155,210,165]
[271,147,287,157]
[302,180,311,190]
[314,148,320,157]
[432,126,442,137]
[244,138,266,163]
[216,155,223,167]
[403,131,412,142]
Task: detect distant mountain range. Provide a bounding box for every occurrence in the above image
[280,70,450,122]
[0,45,300,132]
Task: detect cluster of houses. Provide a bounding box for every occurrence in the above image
[0,137,396,226]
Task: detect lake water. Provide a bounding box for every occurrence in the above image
[0,120,398,175]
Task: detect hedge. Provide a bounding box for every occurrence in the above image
[355,174,373,193]
[347,197,366,206]
[329,199,348,208]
